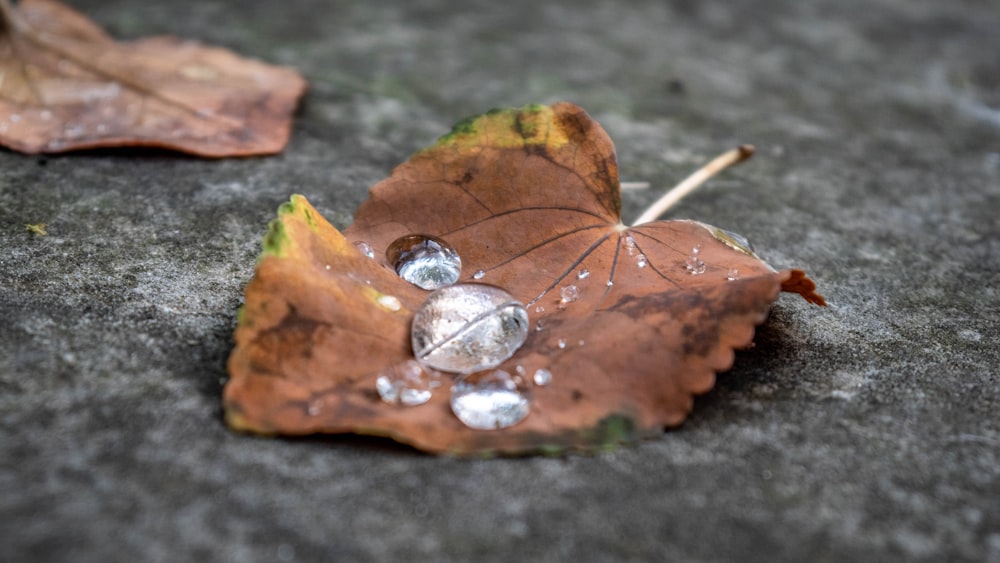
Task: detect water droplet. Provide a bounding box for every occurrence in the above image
[377,294,401,311]
[473,269,486,279]
[324,264,331,270]
[727,268,740,281]
[450,370,531,430]
[577,269,590,279]
[534,305,545,314]
[559,284,578,305]
[353,241,375,259]
[535,320,545,332]
[685,246,706,275]
[533,368,552,386]
[636,254,647,268]
[386,234,461,290]
[64,123,87,138]
[411,284,529,374]
[578,339,585,347]
[9,114,21,123]
[515,364,527,377]
[624,235,637,256]
[306,400,322,416]
[376,360,441,406]
[710,228,757,257]
[39,110,53,121]
[557,339,567,349]
[606,280,614,287]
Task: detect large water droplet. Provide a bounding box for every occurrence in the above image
[411,284,529,374]
[473,269,486,279]
[386,234,461,290]
[450,370,531,429]
[376,360,441,406]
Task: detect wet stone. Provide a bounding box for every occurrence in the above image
[411,284,529,374]
[450,370,531,430]
[376,360,442,406]
[386,234,462,290]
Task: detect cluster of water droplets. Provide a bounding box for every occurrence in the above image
[356,233,540,430]
[685,245,706,275]
[361,223,759,430]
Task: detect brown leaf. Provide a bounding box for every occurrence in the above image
[225,102,825,455]
[0,0,306,157]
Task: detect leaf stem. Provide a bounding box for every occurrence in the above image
[632,144,755,226]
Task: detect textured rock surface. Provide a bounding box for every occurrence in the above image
[2,0,997,561]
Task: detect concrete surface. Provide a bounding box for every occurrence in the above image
[2,0,998,561]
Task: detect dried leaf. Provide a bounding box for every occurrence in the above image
[225,102,825,455]
[0,0,306,156]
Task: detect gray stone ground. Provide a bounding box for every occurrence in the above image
[2,0,998,561]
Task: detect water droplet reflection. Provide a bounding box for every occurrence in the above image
[450,370,531,429]
[411,284,529,374]
[386,234,461,290]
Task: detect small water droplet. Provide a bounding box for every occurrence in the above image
[450,370,531,430]
[559,284,579,305]
[377,294,401,311]
[727,268,740,281]
[533,368,552,386]
[557,339,567,349]
[411,284,529,373]
[473,269,486,279]
[577,269,590,279]
[64,123,87,139]
[376,360,441,406]
[685,246,706,275]
[353,241,375,259]
[606,280,614,287]
[578,339,585,347]
[387,234,461,290]
[624,235,637,256]
[306,400,322,416]
[515,364,527,376]
[636,254,647,268]
[534,305,545,314]
[535,320,545,332]
[324,264,331,270]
